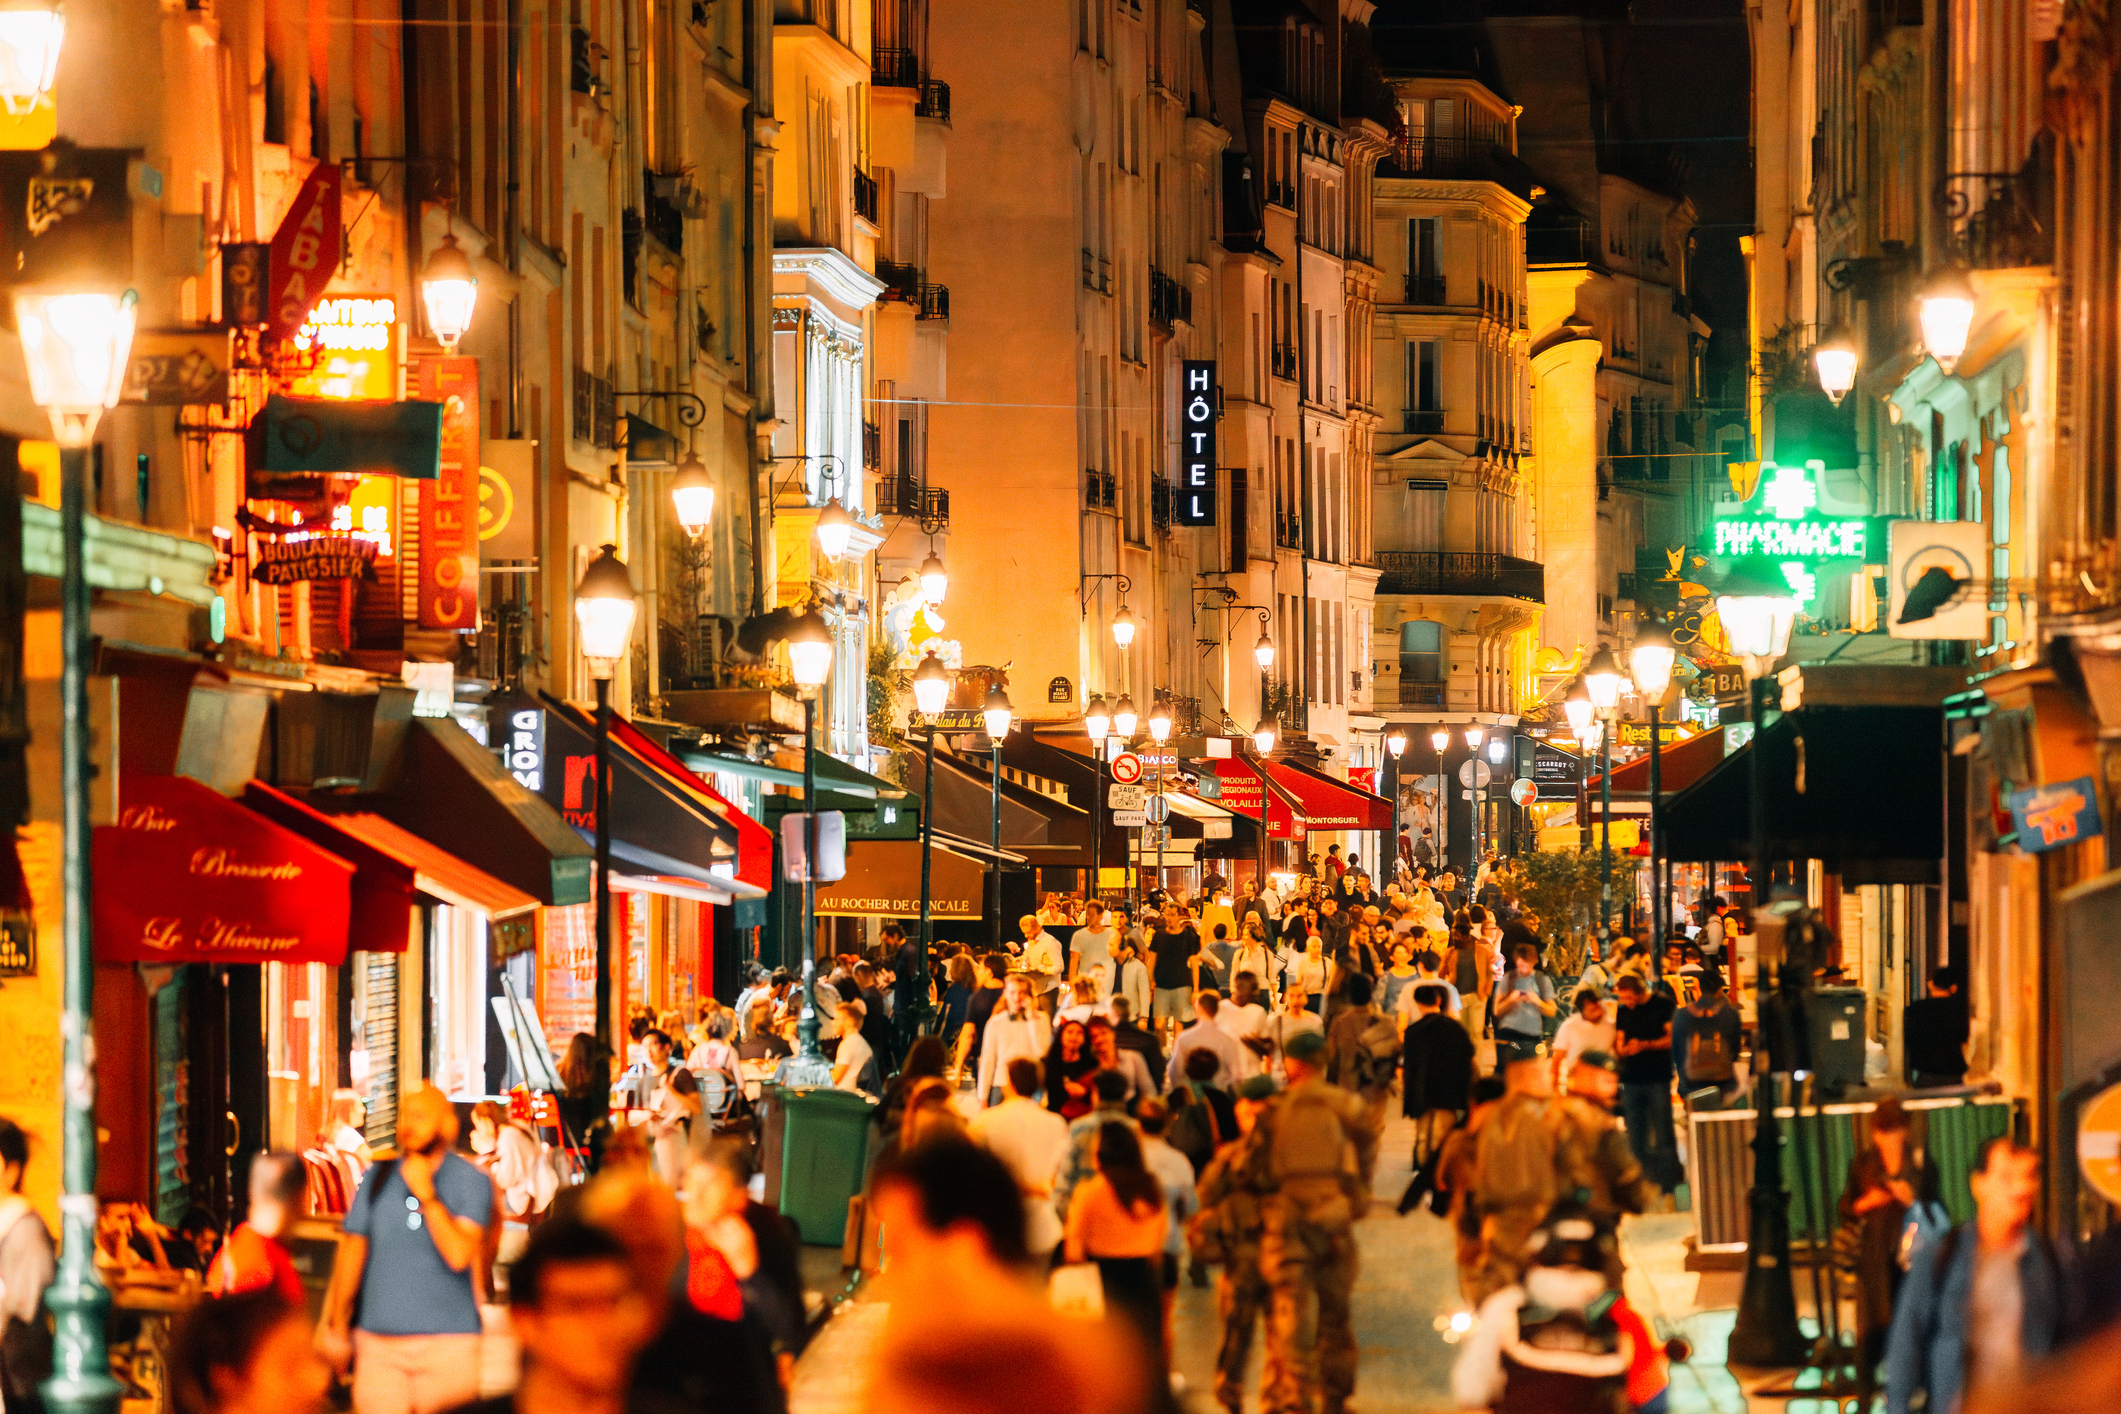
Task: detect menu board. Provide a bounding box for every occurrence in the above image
[538,903,599,1056]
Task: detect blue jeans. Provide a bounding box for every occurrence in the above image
[1621,1080,1682,1191]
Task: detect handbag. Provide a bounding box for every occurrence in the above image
[1047,1261,1105,1319]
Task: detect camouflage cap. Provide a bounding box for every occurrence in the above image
[1282,1028,1328,1063]
[1236,1074,1281,1101]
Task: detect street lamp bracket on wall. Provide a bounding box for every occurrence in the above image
[1820,244,1915,295]
[1080,571,1133,611]
[614,387,707,428]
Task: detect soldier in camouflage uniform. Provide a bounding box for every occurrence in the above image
[1551,1049,1657,1285]
[1467,1055,1558,1304]
[1214,1027,1380,1414]
[1192,1074,1283,1413]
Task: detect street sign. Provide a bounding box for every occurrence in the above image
[1107,784,1146,811]
[1457,760,1493,789]
[2080,1080,2121,1205]
[1145,795,1171,825]
[1888,517,1987,640]
[1110,751,1144,785]
[1112,810,1149,828]
[1509,778,1538,807]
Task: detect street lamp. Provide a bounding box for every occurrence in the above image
[1813,324,1858,406]
[1147,696,1173,745]
[903,652,951,1050]
[419,234,479,351]
[1429,728,1449,752]
[15,283,133,1414]
[1718,560,1807,1369]
[919,549,948,603]
[0,3,64,117]
[1632,616,1678,969]
[1084,695,1111,912]
[1918,265,1977,375]
[1256,716,1279,755]
[814,497,855,563]
[1253,630,1276,670]
[572,544,638,1065]
[1113,694,1138,740]
[984,684,1014,950]
[669,451,715,537]
[1562,678,1595,740]
[1250,718,1277,897]
[1386,728,1407,759]
[1384,729,1407,877]
[1084,694,1112,743]
[1584,646,1624,716]
[782,609,836,1084]
[1464,725,1484,749]
[1112,602,1138,649]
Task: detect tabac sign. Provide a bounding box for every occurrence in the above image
[268,159,343,339]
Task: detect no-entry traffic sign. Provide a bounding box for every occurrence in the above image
[1110,751,1144,784]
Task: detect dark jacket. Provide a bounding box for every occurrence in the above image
[1498,918,1542,962]
[1401,1012,1476,1117]
[1885,1223,2064,1414]
[1670,993,1743,1089]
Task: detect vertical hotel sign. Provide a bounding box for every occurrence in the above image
[415,358,480,629]
[1178,359,1217,526]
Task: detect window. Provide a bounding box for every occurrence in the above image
[1401,621,1444,683]
[1406,340,1440,434]
[1408,217,1440,288]
[1404,477,1446,549]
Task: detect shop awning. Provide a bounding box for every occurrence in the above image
[814,837,995,919]
[96,774,353,965]
[910,747,1081,859]
[1661,705,1943,884]
[1591,726,1731,796]
[240,782,417,950]
[679,750,807,791]
[1164,790,1234,821]
[247,783,539,925]
[1262,758,1394,831]
[252,394,443,478]
[1198,756,1308,839]
[377,717,593,906]
[607,716,773,894]
[535,695,748,892]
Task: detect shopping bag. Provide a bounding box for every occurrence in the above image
[1047,1260,1106,1319]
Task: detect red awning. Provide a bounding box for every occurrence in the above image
[1591,726,1730,796]
[606,714,774,895]
[1205,758,1309,839]
[1260,759,1395,831]
[240,783,417,952]
[96,775,353,965]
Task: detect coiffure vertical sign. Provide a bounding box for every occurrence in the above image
[1178,360,1217,526]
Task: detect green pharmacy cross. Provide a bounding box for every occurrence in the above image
[1709,458,1867,607]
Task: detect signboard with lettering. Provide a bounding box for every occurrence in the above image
[480,440,536,560]
[1108,784,1146,811]
[251,532,378,585]
[816,840,987,917]
[1048,676,1073,703]
[122,328,231,405]
[268,158,343,338]
[1532,743,1581,801]
[415,357,481,630]
[498,706,545,792]
[0,147,133,287]
[1709,459,1869,607]
[2008,776,2102,853]
[223,242,269,326]
[1177,359,1217,526]
[289,295,398,401]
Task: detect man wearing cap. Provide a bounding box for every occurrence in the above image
[1193,1074,1280,1414]
[1552,1049,1657,1285]
[1223,1027,1380,1414]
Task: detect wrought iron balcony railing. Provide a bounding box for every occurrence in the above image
[1374,551,1544,602]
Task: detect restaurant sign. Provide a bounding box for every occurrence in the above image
[251,532,378,584]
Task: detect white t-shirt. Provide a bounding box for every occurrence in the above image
[1022,933,1064,993]
[1214,1000,1271,1078]
[1551,1015,1617,1072]
[833,1029,875,1092]
[1071,926,1117,996]
[971,1096,1072,1254]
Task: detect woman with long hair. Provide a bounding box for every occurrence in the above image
[169,1290,329,1414]
[553,1031,610,1170]
[1043,1019,1099,1120]
[1063,1122,1172,1408]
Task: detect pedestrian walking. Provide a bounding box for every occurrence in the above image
[1146,903,1204,1041]
[1399,984,1476,1213]
[679,1137,808,1374]
[969,1058,1072,1263]
[1670,969,1742,1107]
[1446,919,1495,1048]
[1611,974,1682,1192]
[1135,1099,1199,1309]
[1492,944,1556,1064]
[317,1085,495,1414]
[1887,1137,2061,1414]
[1069,899,1120,1002]
[1323,973,1401,1177]
[170,1288,330,1414]
[1551,1051,1656,1284]
[1167,990,1248,1088]
[1215,972,1274,1079]
[0,1119,52,1414]
[1053,1071,1141,1218]
[1467,1057,1559,1304]
[975,973,1052,1107]
[1836,1096,1940,1403]
[1063,1123,1173,1406]
[1044,1018,1100,1120]
[1021,915,1066,1018]
[1191,1075,1280,1414]
[1549,991,1617,1080]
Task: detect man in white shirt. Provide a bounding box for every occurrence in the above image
[1166,990,1248,1088]
[1214,973,1273,1080]
[1109,935,1153,1023]
[831,999,877,1095]
[969,1056,1071,1260]
[1067,900,1119,1003]
[975,974,1052,1107]
[1019,915,1065,1016]
[1550,990,1617,1078]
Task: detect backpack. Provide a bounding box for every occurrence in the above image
[1350,1012,1402,1091]
[1474,1097,1560,1211]
[1167,1084,1223,1172]
[1685,1001,1736,1082]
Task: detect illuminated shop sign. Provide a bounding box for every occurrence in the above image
[1708,459,1869,606]
[289,294,399,401]
[1177,360,1217,527]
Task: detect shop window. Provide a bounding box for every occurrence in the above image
[428,904,489,1101]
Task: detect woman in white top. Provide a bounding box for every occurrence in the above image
[1230,916,1282,1001]
[1286,936,1334,1014]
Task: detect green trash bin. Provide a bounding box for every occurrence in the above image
[769,1084,875,1246]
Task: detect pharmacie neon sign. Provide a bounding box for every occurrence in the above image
[1709,459,1867,606]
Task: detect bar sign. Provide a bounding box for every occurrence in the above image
[1178,359,1217,526]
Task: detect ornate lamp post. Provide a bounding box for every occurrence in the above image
[572,545,638,1056]
[1918,265,1977,376]
[983,684,1014,951]
[1085,695,1111,911]
[781,609,836,1084]
[1384,728,1407,876]
[1716,560,1805,1368]
[1584,648,1624,938]
[900,651,950,1050]
[16,283,133,1414]
[1254,716,1277,889]
[1630,617,1678,964]
[419,235,479,351]
[0,3,65,118]
[1812,325,1858,407]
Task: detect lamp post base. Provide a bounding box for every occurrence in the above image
[44,1266,120,1414]
[1727,1076,1809,1368]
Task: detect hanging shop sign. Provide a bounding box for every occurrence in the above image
[1177,359,1217,526]
[121,328,231,406]
[1347,766,1377,795]
[1887,517,1988,641]
[251,532,378,585]
[253,394,443,479]
[1709,460,1869,607]
[1532,743,1581,801]
[268,158,344,338]
[223,242,269,326]
[2079,1081,2121,1206]
[288,295,399,401]
[0,147,132,286]
[414,357,480,630]
[2007,775,2103,853]
[480,440,536,560]
[94,774,353,965]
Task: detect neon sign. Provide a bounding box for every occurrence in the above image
[1709,458,1868,606]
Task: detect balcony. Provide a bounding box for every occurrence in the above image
[1151,479,1176,534]
[1941,162,2052,269]
[877,260,950,320]
[917,80,951,122]
[1149,269,1191,328]
[1405,273,1446,305]
[873,46,920,87]
[1275,512,1301,550]
[1404,408,1444,436]
[862,420,881,470]
[1386,680,1448,708]
[1085,469,1117,510]
[1272,343,1298,380]
[643,172,683,253]
[1266,180,1296,210]
[854,168,878,224]
[1383,135,1504,181]
[572,367,616,448]
[875,474,950,529]
[1375,551,1544,602]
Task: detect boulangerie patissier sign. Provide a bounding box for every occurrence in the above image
[94,775,353,965]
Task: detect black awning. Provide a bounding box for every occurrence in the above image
[535,694,741,886]
[377,717,593,906]
[1662,704,1943,885]
[252,394,443,478]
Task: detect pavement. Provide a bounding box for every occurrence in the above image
[791,1111,1760,1414]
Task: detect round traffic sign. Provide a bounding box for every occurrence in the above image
[1145,794,1171,825]
[2081,1080,2121,1205]
[1457,760,1493,790]
[1110,752,1143,785]
[1509,777,1538,807]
